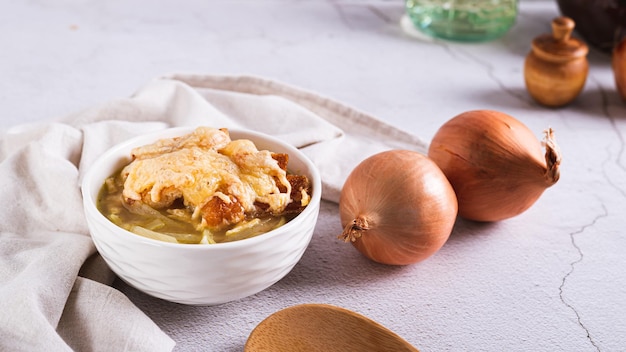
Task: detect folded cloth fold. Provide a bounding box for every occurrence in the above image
[0,74,427,351]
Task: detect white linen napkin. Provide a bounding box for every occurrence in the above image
[0,74,427,351]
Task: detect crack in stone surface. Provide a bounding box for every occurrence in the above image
[596,77,626,170]
[367,4,395,23]
[593,76,626,199]
[447,46,534,106]
[559,203,607,352]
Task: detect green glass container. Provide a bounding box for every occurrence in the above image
[405,0,518,42]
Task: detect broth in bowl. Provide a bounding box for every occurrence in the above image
[97,127,312,244]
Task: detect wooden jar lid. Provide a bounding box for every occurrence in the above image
[531,17,588,62]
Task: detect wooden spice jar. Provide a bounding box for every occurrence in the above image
[524,17,589,107]
[614,38,626,101]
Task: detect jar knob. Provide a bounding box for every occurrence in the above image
[551,16,575,43]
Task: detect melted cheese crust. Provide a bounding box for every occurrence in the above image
[121,127,293,229]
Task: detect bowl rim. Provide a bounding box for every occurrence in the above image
[81,126,322,251]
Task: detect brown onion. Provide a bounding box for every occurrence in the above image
[338,150,458,265]
[613,37,626,101]
[428,110,561,222]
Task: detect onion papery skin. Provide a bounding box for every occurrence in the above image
[339,150,458,266]
[427,110,561,222]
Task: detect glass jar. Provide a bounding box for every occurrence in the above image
[405,0,518,42]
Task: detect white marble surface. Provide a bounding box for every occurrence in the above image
[2,0,625,351]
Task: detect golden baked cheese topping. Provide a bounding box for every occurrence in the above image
[120,127,296,230]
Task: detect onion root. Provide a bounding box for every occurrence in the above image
[338,216,370,243]
[543,128,561,184]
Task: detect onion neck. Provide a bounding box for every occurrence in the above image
[338,215,370,242]
[543,128,561,185]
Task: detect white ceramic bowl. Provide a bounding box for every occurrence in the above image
[81,127,321,305]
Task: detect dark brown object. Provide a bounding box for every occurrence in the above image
[557,0,626,53]
[524,17,589,107]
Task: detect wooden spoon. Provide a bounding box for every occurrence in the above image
[244,303,420,352]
